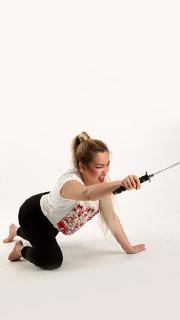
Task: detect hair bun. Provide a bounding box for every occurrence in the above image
[79,132,90,143]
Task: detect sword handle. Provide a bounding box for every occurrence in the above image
[113,172,151,195]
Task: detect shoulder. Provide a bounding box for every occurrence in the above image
[57,168,87,200]
[58,168,83,184]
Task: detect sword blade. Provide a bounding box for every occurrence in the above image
[153,161,180,176]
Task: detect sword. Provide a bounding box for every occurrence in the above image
[113,161,180,195]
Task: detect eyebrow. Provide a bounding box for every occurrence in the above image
[95,161,110,166]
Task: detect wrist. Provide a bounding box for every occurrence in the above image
[122,244,133,254]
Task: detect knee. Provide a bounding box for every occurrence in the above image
[42,253,63,270]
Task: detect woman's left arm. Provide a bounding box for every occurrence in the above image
[108,215,133,253]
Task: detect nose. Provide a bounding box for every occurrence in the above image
[102,167,109,176]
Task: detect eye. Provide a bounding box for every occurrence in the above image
[96,163,110,169]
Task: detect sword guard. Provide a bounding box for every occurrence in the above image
[139,171,151,183]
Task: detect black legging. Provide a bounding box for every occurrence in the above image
[17,192,63,270]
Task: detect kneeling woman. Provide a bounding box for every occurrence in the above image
[3,131,145,270]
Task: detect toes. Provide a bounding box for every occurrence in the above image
[3,237,13,243]
[3,223,18,243]
[3,238,11,243]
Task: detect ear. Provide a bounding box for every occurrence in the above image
[79,162,84,173]
[79,162,86,173]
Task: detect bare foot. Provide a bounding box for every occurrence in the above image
[3,223,19,243]
[8,240,24,261]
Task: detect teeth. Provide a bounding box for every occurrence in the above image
[99,177,104,180]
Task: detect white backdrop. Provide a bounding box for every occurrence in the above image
[0,0,179,231]
[0,1,180,320]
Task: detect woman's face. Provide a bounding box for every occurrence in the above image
[79,151,110,186]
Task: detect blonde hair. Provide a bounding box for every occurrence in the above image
[71,131,118,236]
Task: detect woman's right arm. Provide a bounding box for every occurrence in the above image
[60,179,122,201]
[87,174,141,200]
[60,175,141,201]
[86,180,123,200]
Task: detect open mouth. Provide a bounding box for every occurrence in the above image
[98,176,105,182]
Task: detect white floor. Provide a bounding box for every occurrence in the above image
[1,205,180,320]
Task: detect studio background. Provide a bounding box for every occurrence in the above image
[0,1,180,320]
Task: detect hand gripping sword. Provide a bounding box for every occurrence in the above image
[113,161,180,195]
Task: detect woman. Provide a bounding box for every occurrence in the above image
[3,131,146,270]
